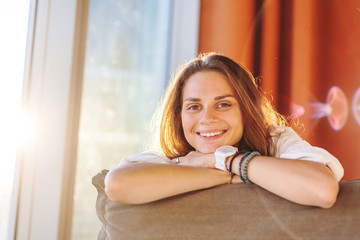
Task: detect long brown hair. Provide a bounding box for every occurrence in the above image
[151,52,287,158]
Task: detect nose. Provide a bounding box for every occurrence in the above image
[199,107,218,125]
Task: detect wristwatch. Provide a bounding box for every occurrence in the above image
[214,146,238,171]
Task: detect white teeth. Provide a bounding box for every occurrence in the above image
[199,131,223,137]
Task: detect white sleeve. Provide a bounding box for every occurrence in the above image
[272,126,344,181]
[118,151,171,167]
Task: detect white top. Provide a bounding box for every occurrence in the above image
[119,126,344,181]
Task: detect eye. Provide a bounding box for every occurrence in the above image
[217,102,231,108]
[187,104,201,111]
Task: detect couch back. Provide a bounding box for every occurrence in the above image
[93,169,360,240]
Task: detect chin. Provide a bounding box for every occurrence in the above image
[198,150,215,154]
[196,146,218,154]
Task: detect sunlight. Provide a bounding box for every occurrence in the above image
[0,1,30,239]
[1,109,37,150]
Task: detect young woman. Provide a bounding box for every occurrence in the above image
[105,53,343,208]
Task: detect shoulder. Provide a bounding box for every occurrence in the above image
[269,125,344,181]
[270,125,302,153]
[119,151,171,166]
[270,125,327,159]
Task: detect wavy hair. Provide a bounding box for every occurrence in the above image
[151,52,288,158]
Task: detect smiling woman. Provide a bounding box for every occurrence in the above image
[105,53,343,208]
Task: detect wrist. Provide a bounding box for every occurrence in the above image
[227,151,244,175]
[226,154,239,172]
[209,155,216,168]
[242,151,260,184]
[225,156,231,171]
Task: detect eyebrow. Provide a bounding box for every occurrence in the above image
[183,94,235,102]
[214,94,234,100]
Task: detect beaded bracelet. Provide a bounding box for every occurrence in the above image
[243,151,260,184]
[228,150,247,174]
[239,152,251,182]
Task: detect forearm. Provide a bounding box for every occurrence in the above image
[105,163,230,204]
[228,155,339,208]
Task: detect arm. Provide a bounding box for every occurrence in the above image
[105,158,230,204]
[228,155,339,208]
[106,150,339,207]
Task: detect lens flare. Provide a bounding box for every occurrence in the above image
[310,86,349,131]
[290,103,305,119]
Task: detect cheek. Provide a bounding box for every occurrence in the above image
[180,111,185,129]
[180,112,187,134]
[181,113,190,133]
[180,113,194,140]
[229,112,244,135]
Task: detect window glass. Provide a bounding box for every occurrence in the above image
[72,0,173,239]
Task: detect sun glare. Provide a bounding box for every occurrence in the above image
[0,1,30,239]
[4,109,37,149]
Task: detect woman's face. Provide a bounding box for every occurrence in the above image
[181,71,244,153]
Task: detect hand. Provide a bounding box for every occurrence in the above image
[230,175,242,184]
[174,151,216,168]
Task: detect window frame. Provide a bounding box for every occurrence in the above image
[11,0,88,239]
[10,0,200,239]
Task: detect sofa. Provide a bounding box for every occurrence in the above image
[92,169,360,240]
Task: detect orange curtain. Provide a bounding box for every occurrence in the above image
[198,0,256,69]
[198,0,360,180]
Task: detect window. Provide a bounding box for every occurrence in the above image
[13,0,199,239]
[72,0,199,239]
[72,0,172,238]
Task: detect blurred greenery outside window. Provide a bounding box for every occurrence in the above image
[72,0,173,239]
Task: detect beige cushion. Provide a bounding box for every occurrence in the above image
[93,169,360,240]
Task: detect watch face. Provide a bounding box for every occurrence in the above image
[215,146,238,171]
[217,145,237,154]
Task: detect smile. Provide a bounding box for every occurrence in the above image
[198,130,225,138]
